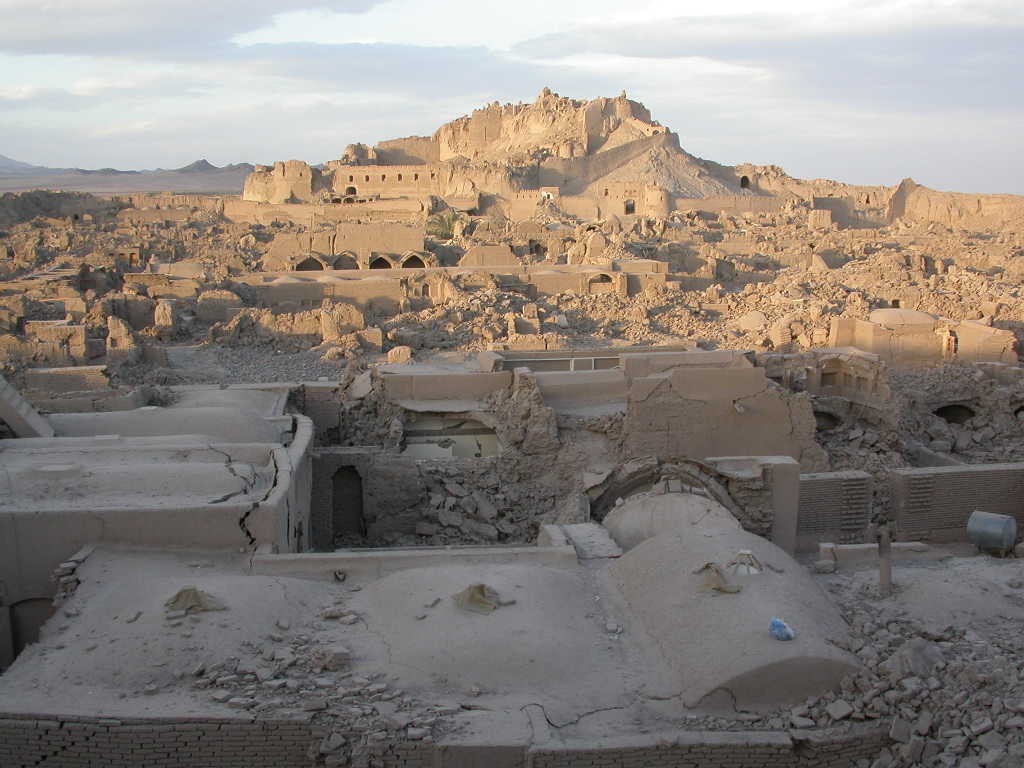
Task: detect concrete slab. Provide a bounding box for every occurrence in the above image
[0,375,54,438]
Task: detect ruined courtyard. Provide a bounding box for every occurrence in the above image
[2,90,1024,767]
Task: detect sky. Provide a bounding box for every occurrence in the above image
[0,0,1021,193]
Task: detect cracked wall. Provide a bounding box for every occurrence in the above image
[624,361,828,472]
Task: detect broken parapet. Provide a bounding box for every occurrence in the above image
[560,523,623,560]
[51,545,95,606]
[539,523,624,560]
[0,375,55,437]
[815,541,930,572]
[249,543,576,581]
[705,456,801,556]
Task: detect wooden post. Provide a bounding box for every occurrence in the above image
[878,519,892,596]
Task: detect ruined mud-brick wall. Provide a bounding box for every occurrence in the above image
[309,372,575,547]
[310,451,560,547]
[300,382,347,443]
[707,463,788,541]
[23,365,110,394]
[624,364,828,472]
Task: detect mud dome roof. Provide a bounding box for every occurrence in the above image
[344,562,632,724]
[603,492,740,551]
[610,525,859,712]
[868,308,937,329]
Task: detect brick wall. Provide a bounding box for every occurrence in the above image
[0,714,324,768]
[528,726,890,768]
[0,714,888,768]
[310,448,377,550]
[23,366,109,394]
[890,462,1024,540]
[300,383,346,441]
[797,471,873,552]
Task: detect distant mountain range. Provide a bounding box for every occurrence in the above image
[0,154,254,194]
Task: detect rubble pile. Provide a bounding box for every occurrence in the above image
[187,600,456,768]
[7,87,1024,768]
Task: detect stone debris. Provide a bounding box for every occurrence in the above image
[693,562,742,594]
[451,584,503,614]
[164,586,226,614]
[5,87,1024,768]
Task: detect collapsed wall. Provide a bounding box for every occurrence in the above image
[888,178,1024,229]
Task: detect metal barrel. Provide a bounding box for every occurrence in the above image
[967,510,1018,555]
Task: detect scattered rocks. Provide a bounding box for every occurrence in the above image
[826,699,854,721]
[313,644,352,671]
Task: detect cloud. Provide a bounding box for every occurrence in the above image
[512,5,1024,114]
[0,0,386,56]
[0,0,1021,192]
[229,42,550,100]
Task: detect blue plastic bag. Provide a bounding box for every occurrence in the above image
[769,617,795,641]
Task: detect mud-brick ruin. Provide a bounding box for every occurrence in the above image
[5,90,1024,768]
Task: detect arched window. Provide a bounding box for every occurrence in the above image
[624,199,636,215]
[402,255,426,269]
[295,257,325,271]
[369,257,392,270]
[740,175,751,189]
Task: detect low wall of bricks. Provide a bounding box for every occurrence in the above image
[890,462,1024,541]
[797,470,873,553]
[0,714,328,768]
[528,727,891,768]
[0,712,889,768]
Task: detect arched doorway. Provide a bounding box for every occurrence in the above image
[295,256,325,271]
[402,254,426,269]
[624,199,636,215]
[589,273,615,294]
[369,257,392,270]
[332,467,365,541]
[9,598,54,663]
[335,251,359,270]
[345,186,357,196]
[740,175,751,190]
